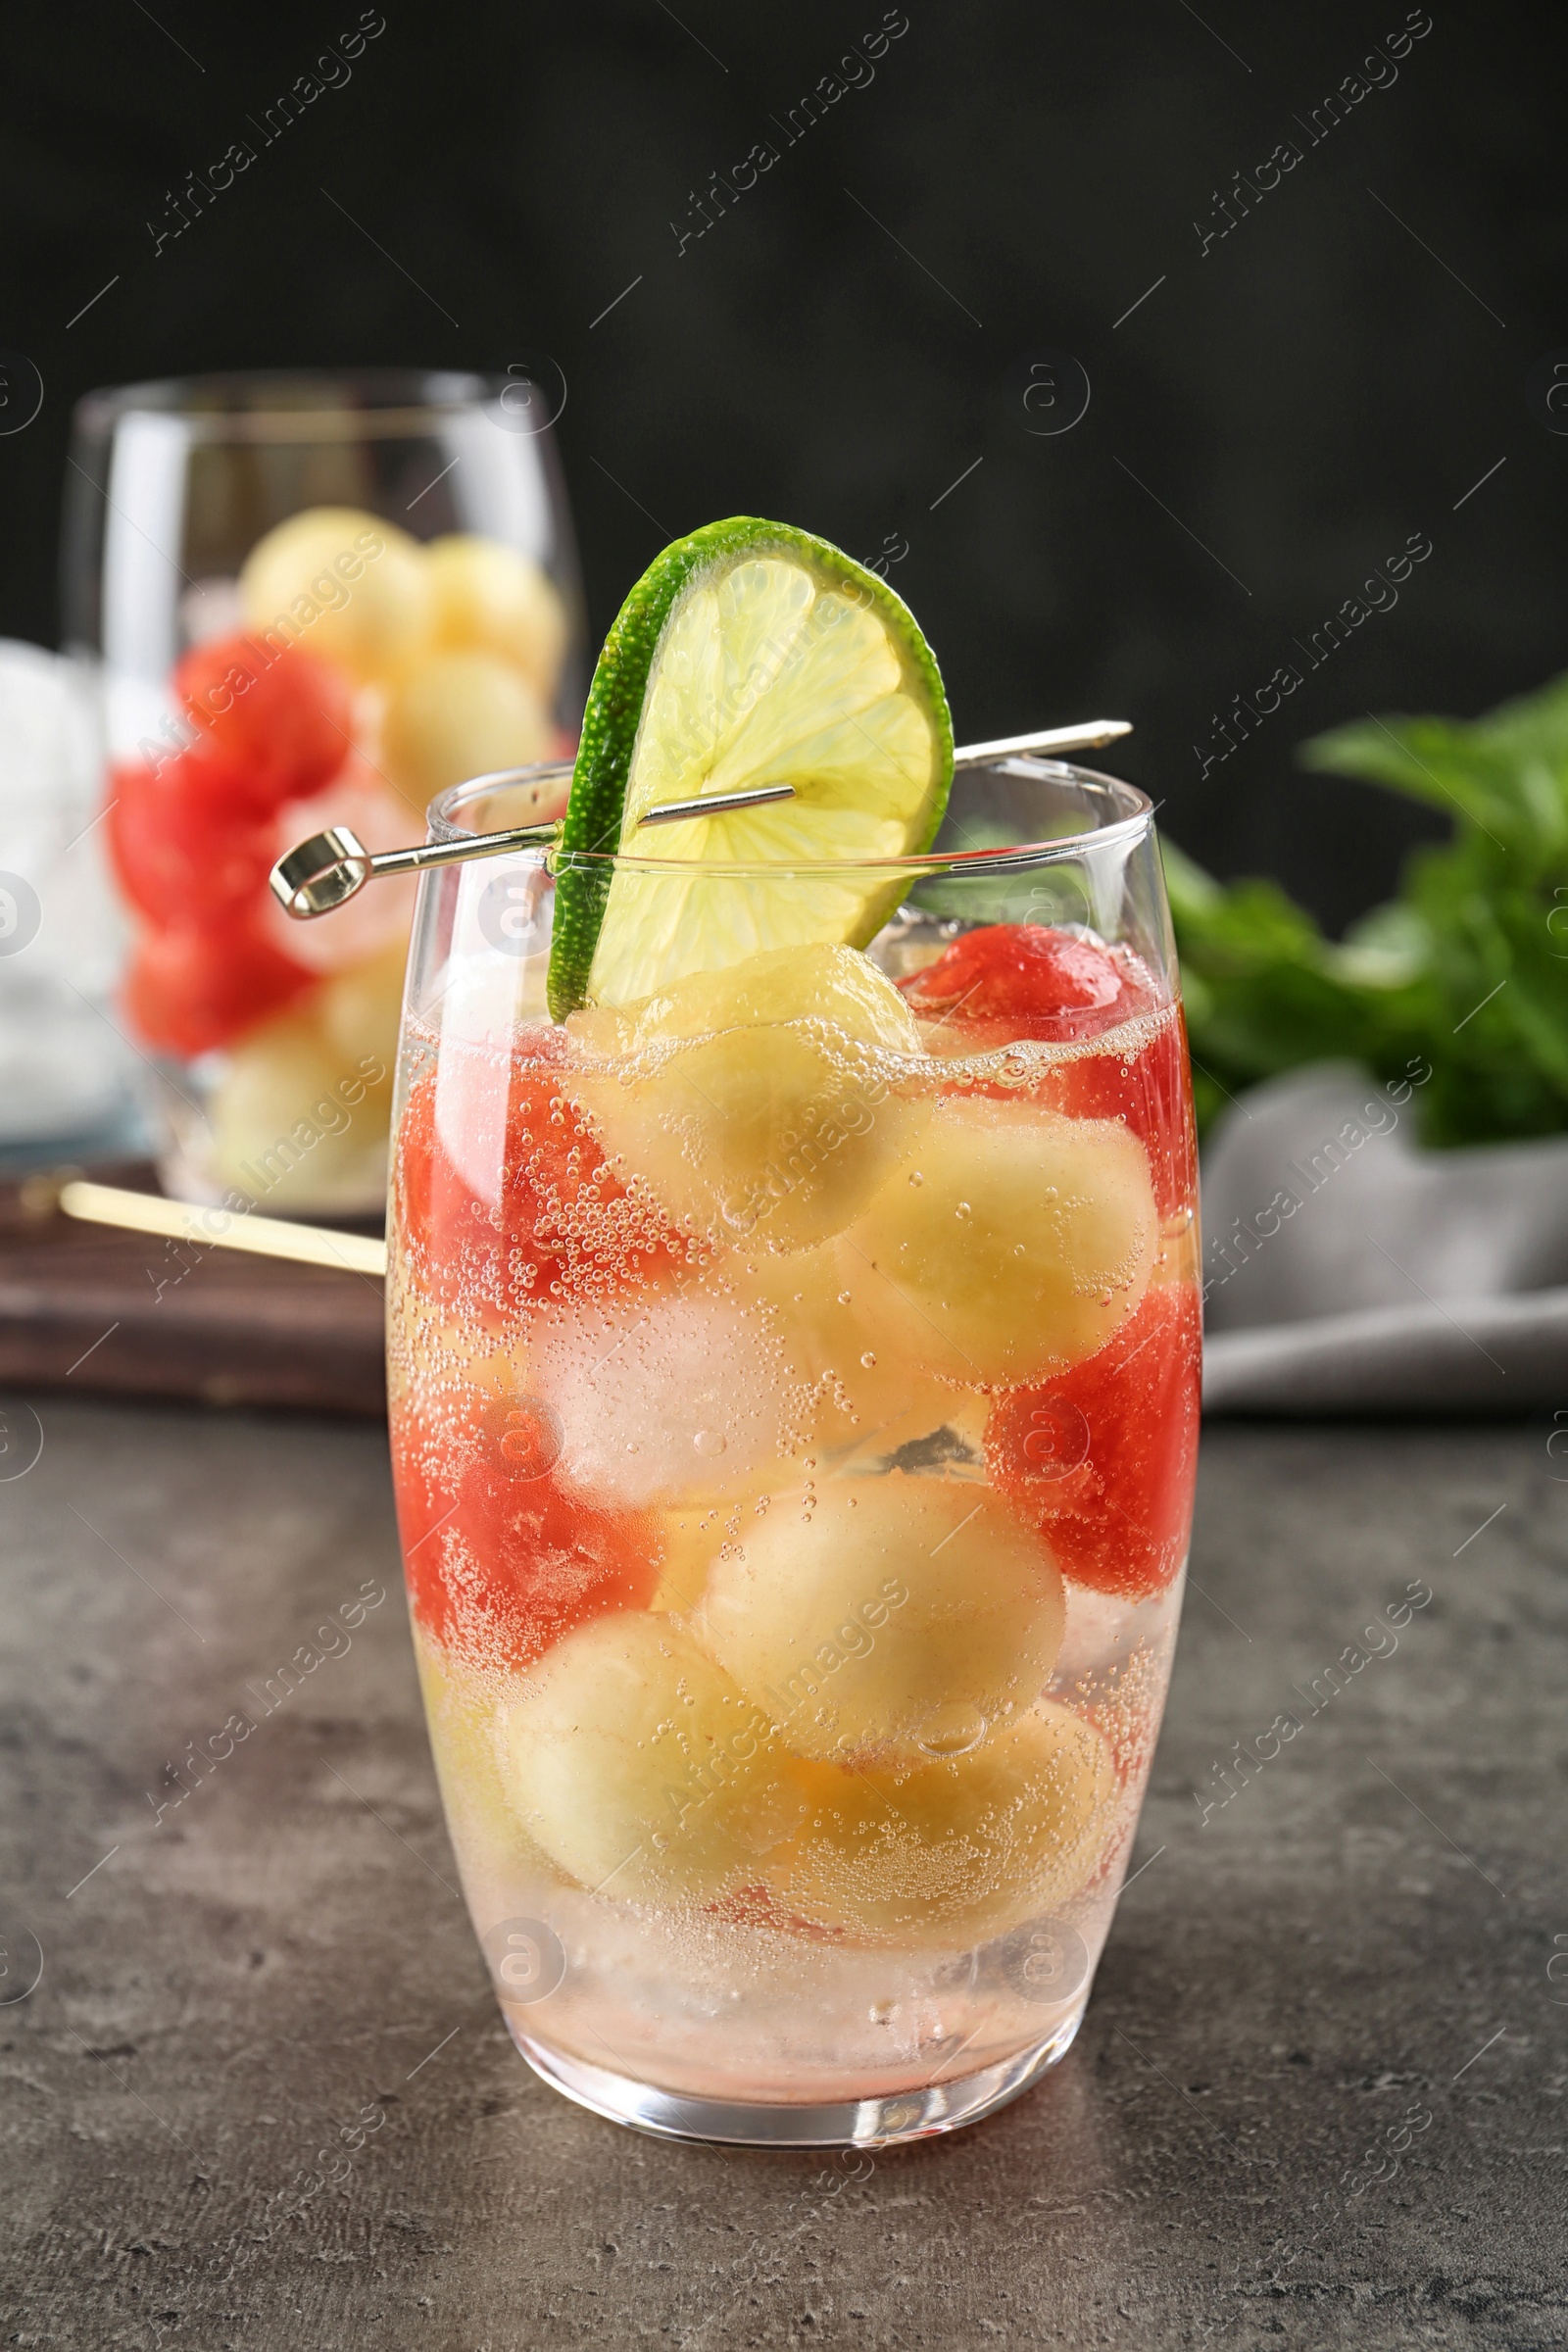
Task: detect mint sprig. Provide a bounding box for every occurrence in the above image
[1170,671,1568,1147]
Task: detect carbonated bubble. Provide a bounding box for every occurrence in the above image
[914,1700,989,1757]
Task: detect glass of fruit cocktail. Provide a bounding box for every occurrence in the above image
[67,369,581,1216]
[387,518,1200,2145]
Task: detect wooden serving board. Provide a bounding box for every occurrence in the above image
[0,1162,386,1417]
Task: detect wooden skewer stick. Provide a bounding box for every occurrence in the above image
[59,1181,387,1278]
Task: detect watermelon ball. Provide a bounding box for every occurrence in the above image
[173,631,355,810]
[395,1047,687,1327]
[899,923,1151,1045]
[392,1390,658,1670]
[985,1282,1200,1601]
[122,918,315,1058]
[394,1069,498,1324]
[501,1057,677,1306]
[108,746,277,928]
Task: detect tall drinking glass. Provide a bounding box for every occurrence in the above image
[64,368,583,1215]
[388,757,1200,2146]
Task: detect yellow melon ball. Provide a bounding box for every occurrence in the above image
[613,942,922,1053]
[767,1701,1115,1946]
[239,507,432,682]
[317,936,407,1074]
[647,1465,832,1617]
[209,1004,393,1212]
[648,1503,731,1616]
[426,534,567,701]
[415,1632,543,1886]
[696,1477,1063,1762]
[733,1236,963,1439]
[381,649,551,803]
[567,943,921,1253]
[843,1095,1156,1386]
[504,1612,797,1904]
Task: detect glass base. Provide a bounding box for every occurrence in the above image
[509,2003,1086,2148]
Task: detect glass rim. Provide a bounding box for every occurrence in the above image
[427,759,1155,879]
[71,367,537,443]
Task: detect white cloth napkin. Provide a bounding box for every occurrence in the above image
[1198,1062,1568,1412]
[0,640,135,1147]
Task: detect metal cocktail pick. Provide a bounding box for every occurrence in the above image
[268,720,1133,920]
[60,718,1133,1278]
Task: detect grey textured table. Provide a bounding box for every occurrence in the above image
[3,1399,1565,2350]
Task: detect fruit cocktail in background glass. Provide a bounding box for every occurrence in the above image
[66,369,582,1216]
[384,517,1200,2145]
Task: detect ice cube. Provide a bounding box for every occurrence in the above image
[533,1284,796,1509]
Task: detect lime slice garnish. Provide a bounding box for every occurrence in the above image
[547,516,953,1017]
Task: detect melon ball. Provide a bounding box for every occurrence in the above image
[766,1701,1115,1946]
[531,1286,797,1511]
[209,1004,393,1210]
[725,1251,992,1478]
[696,1477,1063,1762]
[426,534,567,702]
[568,943,921,1254]
[382,649,551,803]
[317,935,407,1073]
[415,1632,542,1886]
[240,507,432,682]
[734,1236,966,1438]
[619,941,923,1054]
[649,1503,730,1616]
[504,1611,794,1903]
[843,1095,1156,1386]
[647,1470,824,1618]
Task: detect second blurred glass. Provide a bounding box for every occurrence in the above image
[64,368,585,1215]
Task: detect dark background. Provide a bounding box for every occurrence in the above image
[2,0,1563,933]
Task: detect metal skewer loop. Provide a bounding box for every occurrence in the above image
[270,818,562,919]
